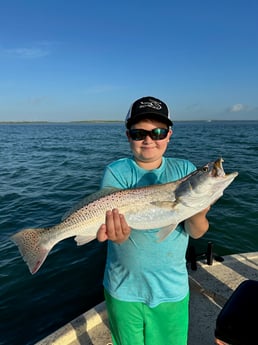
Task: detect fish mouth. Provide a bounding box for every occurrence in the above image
[212,158,226,177]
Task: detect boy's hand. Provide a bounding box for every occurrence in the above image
[97,209,131,244]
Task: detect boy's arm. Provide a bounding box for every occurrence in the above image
[184,207,210,239]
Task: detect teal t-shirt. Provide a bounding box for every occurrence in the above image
[100,157,196,307]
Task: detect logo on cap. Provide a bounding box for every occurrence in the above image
[139,100,162,111]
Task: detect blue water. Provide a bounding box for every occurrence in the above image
[1,121,258,345]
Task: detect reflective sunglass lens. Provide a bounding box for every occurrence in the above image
[129,128,168,141]
[129,129,145,140]
[151,128,168,140]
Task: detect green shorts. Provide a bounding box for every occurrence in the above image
[104,290,189,345]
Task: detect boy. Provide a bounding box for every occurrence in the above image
[97,96,210,345]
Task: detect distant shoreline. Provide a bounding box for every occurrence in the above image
[0,119,257,124]
[0,120,123,124]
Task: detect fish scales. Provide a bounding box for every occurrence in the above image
[11,158,238,274]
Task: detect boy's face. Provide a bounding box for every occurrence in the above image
[126,118,173,169]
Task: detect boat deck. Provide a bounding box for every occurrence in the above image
[36,252,258,345]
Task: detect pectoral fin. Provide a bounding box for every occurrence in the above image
[74,235,96,246]
[157,223,178,242]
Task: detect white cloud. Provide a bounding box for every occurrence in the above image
[229,103,247,112]
[2,47,49,59]
[0,41,55,59]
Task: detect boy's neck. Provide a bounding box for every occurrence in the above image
[135,157,163,170]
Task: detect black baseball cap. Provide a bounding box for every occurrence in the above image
[125,96,173,128]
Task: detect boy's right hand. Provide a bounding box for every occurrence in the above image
[97,208,131,244]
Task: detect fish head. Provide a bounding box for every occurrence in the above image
[200,157,238,180]
[176,158,238,206]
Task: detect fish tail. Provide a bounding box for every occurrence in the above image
[11,228,52,274]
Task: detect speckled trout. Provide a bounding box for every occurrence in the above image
[11,158,238,274]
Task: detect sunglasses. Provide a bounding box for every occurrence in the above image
[128,128,169,141]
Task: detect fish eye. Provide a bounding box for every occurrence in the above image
[202,166,209,172]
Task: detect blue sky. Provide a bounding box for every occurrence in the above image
[0,0,257,122]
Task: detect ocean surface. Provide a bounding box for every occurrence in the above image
[1,121,258,345]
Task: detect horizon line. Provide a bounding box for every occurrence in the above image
[0,119,258,124]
